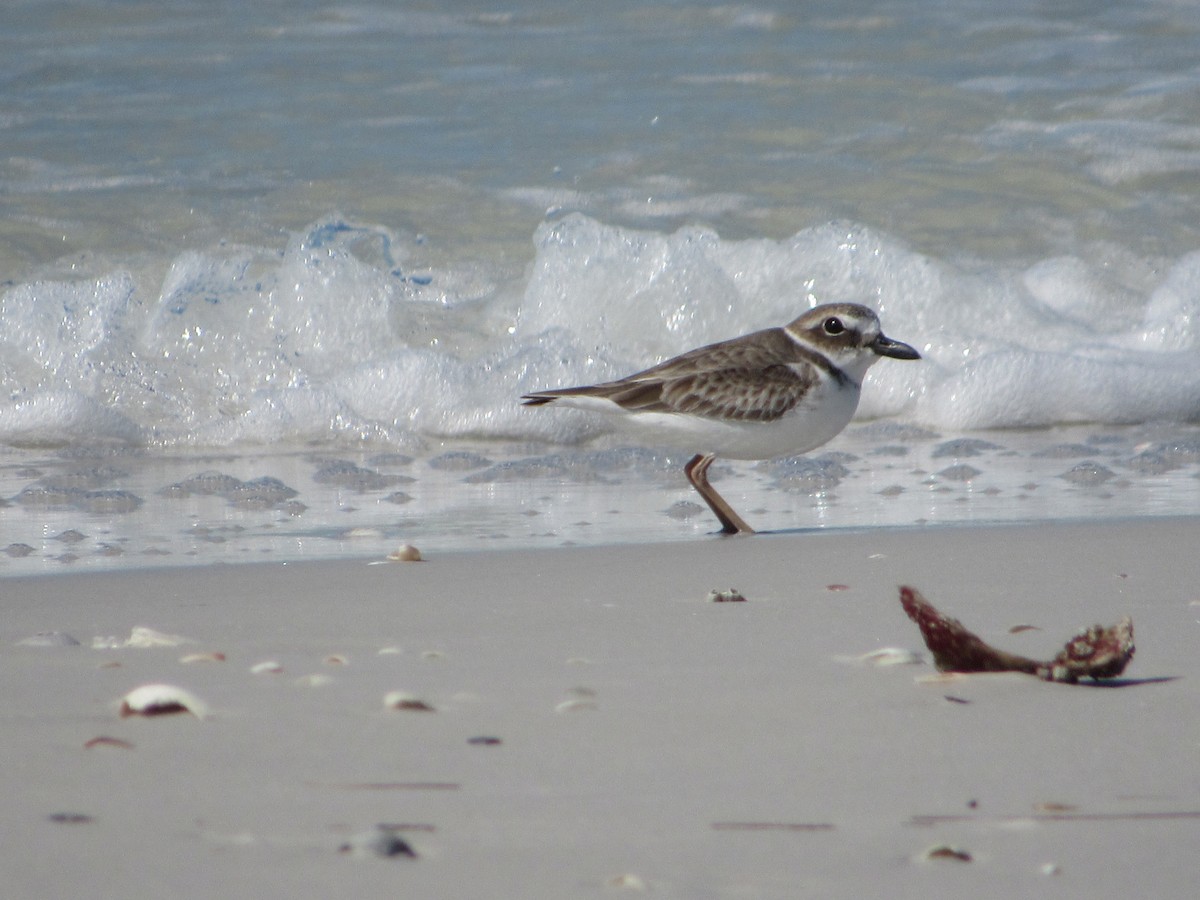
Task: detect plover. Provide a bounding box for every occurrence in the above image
[522,303,920,535]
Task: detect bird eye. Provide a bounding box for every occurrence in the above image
[823,317,844,335]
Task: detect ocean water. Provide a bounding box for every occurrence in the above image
[3,0,1200,573]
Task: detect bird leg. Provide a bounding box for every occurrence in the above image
[684,453,756,536]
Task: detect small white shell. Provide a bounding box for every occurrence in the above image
[555,698,598,713]
[344,527,384,539]
[84,735,135,750]
[119,683,207,719]
[126,626,196,648]
[95,627,196,649]
[387,543,423,562]
[856,647,925,667]
[249,660,284,675]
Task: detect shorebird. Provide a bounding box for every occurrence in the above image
[522,302,920,534]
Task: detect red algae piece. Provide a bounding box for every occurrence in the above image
[899,587,1041,675]
[898,587,1134,683]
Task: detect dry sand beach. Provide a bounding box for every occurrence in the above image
[4,518,1200,898]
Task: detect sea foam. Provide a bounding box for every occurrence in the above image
[2,213,1199,451]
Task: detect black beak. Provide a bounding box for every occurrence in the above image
[873,333,921,360]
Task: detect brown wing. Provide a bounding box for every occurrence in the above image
[653,365,814,422]
[523,327,819,423]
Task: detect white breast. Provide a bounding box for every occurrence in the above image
[597,377,863,460]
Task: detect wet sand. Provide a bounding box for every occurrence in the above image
[3,518,1200,898]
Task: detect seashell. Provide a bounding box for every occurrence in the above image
[467,735,502,746]
[323,654,349,666]
[825,584,851,592]
[250,660,284,675]
[1041,863,1062,876]
[119,684,207,719]
[555,698,598,713]
[855,647,925,667]
[338,824,418,859]
[343,527,383,539]
[17,631,82,648]
[97,626,195,649]
[707,588,746,603]
[1033,801,1077,813]
[377,646,403,656]
[180,652,226,664]
[383,691,435,712]
[916,672,970,684]
[84,736,134,750]
[920,844,972,863]
[387,543,423,562]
